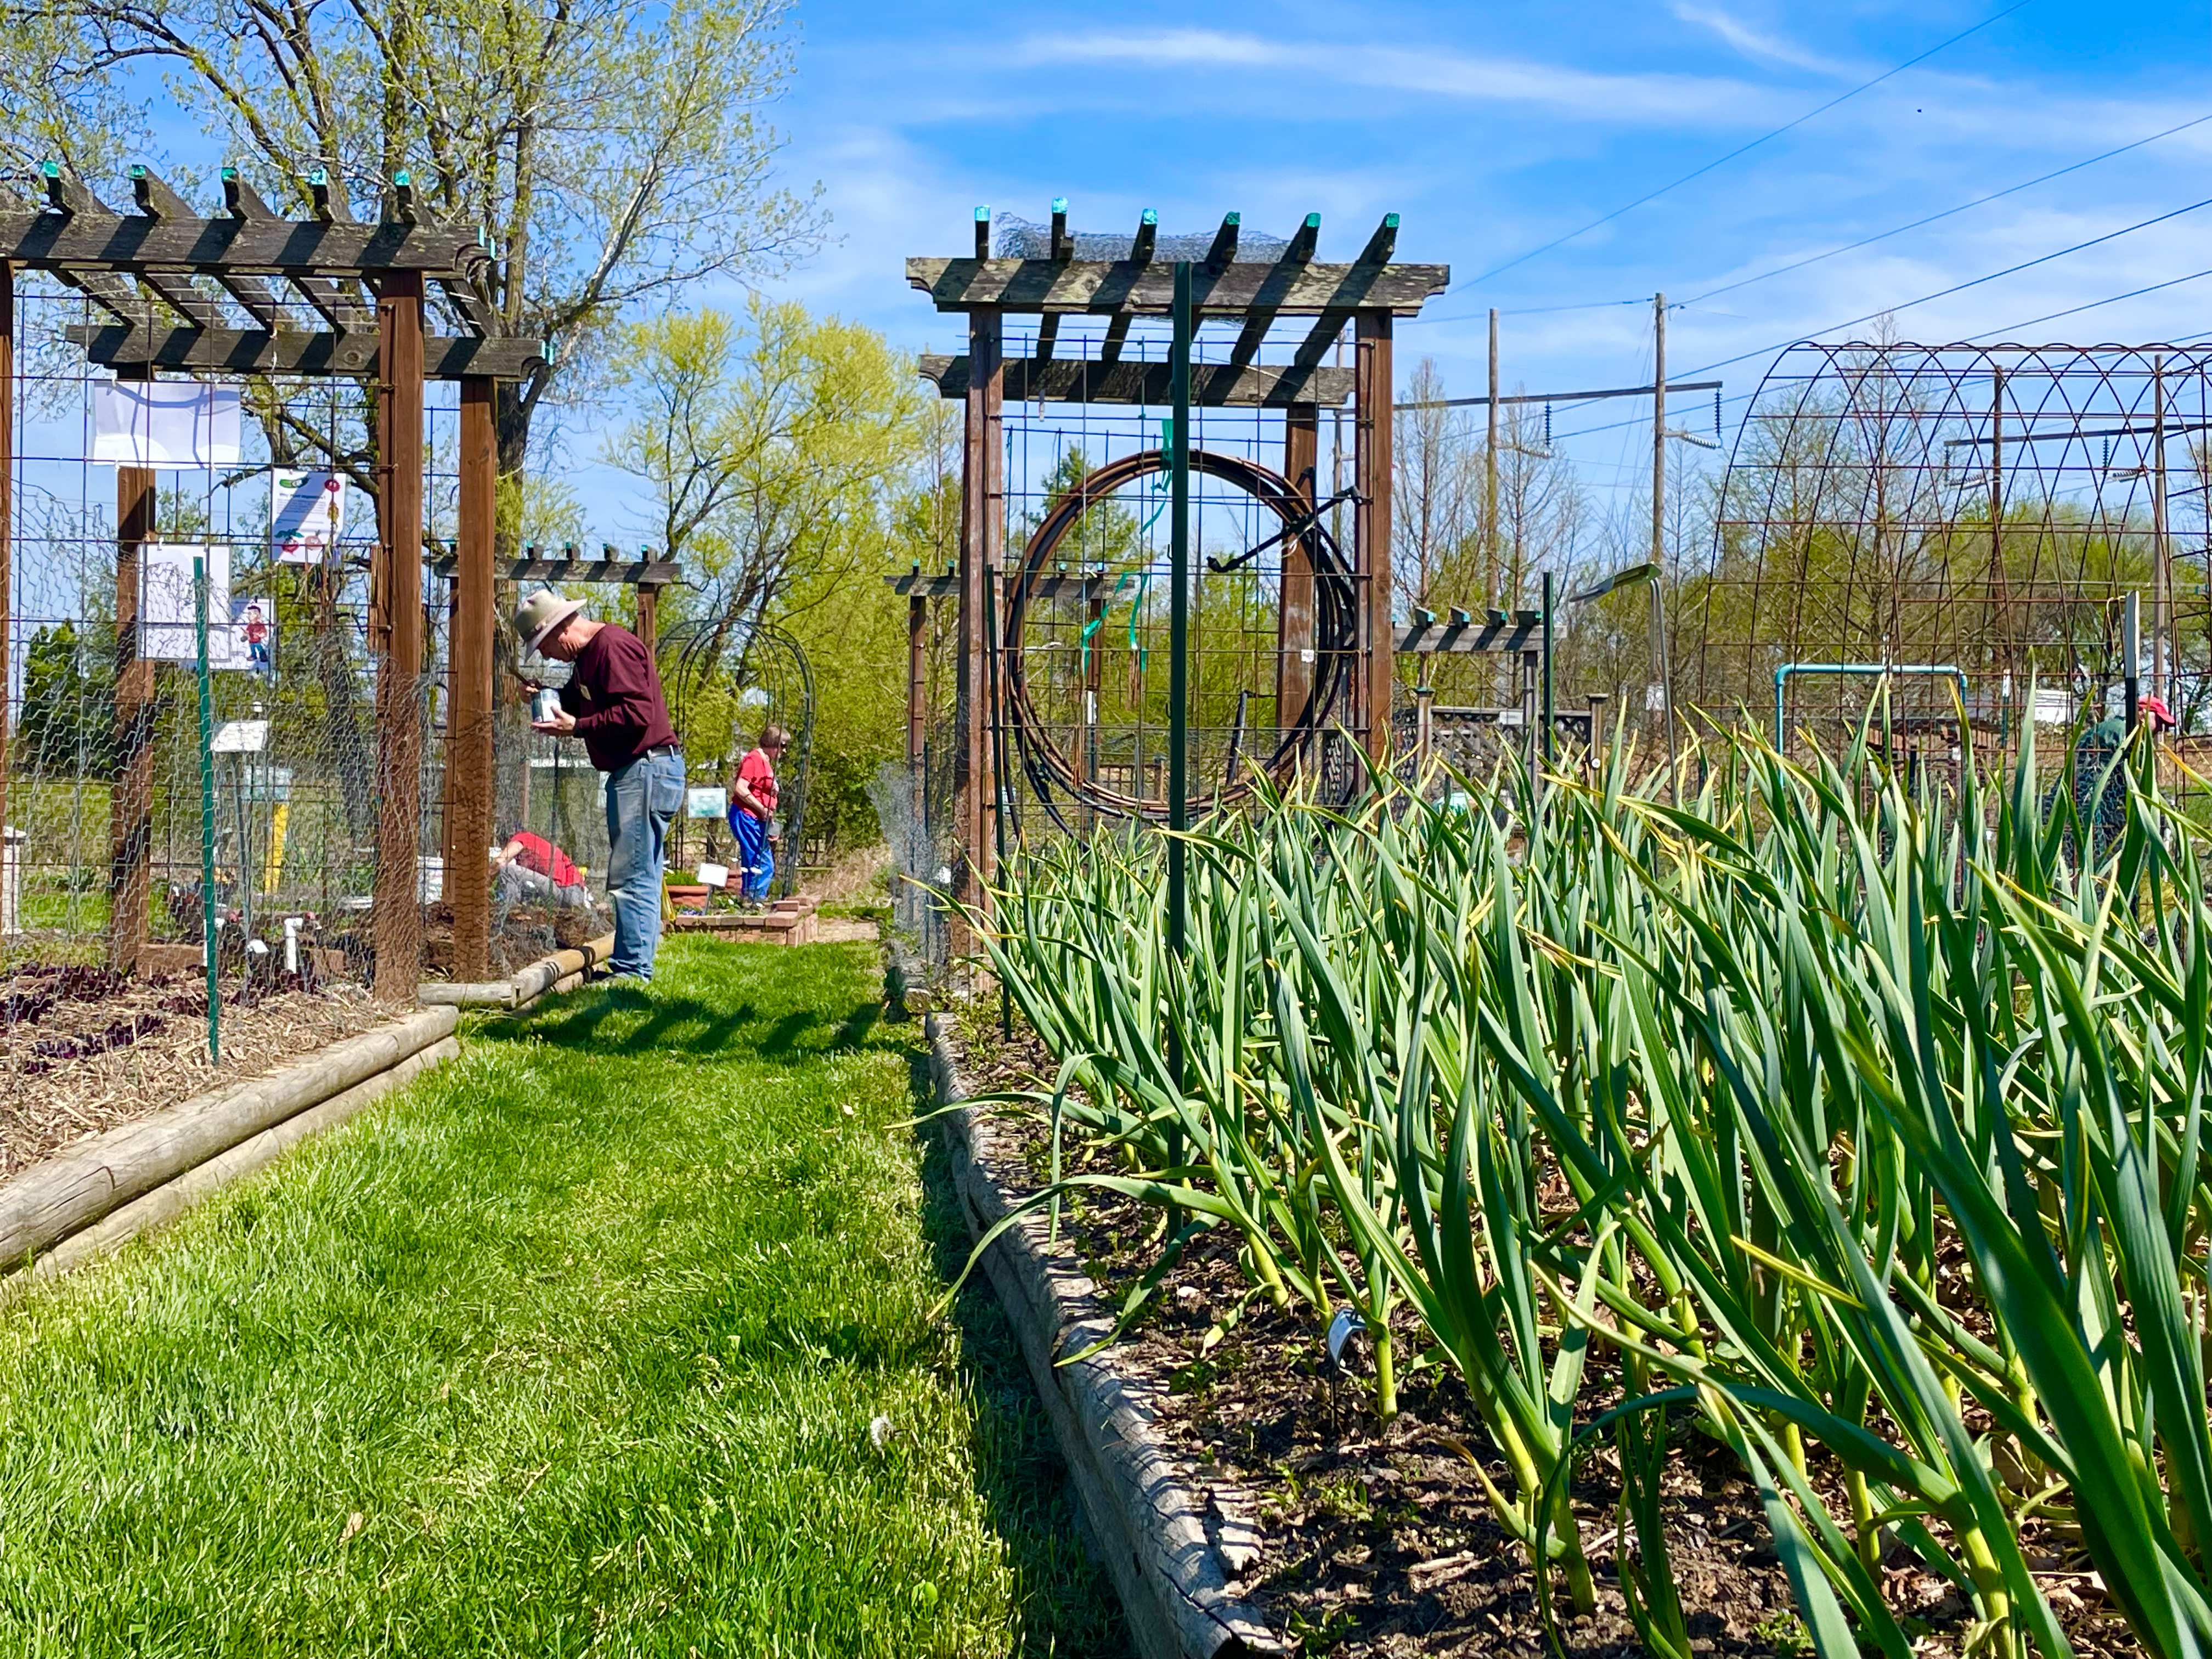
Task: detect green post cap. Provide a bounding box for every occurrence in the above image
[1141,208,1158,224]
[1051,196,1068,213]
[394,169,412,187]
[306,167,328,185]
[1225,212,1240,225]
[1304,212,1321,228]
[1384,212,1400,228]
[129,164,148,179]
[973,205,989,220]
[40,161,59,178]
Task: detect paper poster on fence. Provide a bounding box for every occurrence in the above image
[139,544,241,665]
[230,597,274,674]
[270,470,347,563]
[92,381,242,469]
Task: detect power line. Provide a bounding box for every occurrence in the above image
[1544,263,2212,445]
[1453,0,2038,293]
[1963,267,2212,341]
[1679,111,2212,308]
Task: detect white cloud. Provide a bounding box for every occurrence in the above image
[1008,30,1787,126]
[1670,4,1852,75]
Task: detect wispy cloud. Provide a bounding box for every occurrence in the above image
[1009,30,1786,126]
[1669,4,1852,75]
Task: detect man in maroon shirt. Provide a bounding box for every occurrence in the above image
[516,591,683,981]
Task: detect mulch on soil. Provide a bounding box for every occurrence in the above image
[419,900,612,978]
[945,1003,2136,1658]
[0,969,388,1181]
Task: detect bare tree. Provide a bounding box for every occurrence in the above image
[12,0,823,483]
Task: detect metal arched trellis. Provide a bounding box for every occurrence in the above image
[1681,340,2211,758]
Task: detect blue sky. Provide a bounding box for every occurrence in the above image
[756,0,2209,496]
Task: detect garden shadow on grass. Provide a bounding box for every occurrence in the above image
[907,1051,1131,1659]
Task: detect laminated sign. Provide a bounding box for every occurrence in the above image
[92,381,242,469]
[139,544,241,666]
[270,470,347,564]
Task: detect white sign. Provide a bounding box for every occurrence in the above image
[270,470,347,563]
[2033,688,2075,726]
[212,720,269,754]
[140,544,238,664]
[686,787,728,819]
[696,862,730,890]
[93,381,242,469]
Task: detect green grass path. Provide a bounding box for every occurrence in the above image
[0,938,1121,1657]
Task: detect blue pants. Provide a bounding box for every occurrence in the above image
[603,750,684,979]
[730,809,774,900]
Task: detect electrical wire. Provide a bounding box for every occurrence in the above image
[1538,195,2212,442]
[1451,0,2038,293]
[1678,111,2212,308]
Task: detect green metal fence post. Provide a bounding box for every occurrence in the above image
[193,553,220,1064]
[1165,258,1192,1203]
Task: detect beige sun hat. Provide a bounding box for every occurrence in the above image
[513,590,584,654]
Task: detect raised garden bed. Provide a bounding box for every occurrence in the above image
[930,996,2138,1659]
[0,967,389,1182]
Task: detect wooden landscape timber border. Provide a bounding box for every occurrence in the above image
[418,932,614,1009]
[914,988,1284,1658]
[0,1005,460,1280]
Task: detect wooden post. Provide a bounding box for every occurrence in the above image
[956,304,1003,932]
[448,376,496,981]
[635,583,659,656]
[373,272,425,1000]
[1354,311,1394,760]
[1276,404,1318,734]
[110,367,158,975]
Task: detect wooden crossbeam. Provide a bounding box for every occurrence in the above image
[2,207,492,280]
[1228,213,1327,366]
[428,555,679,585]
[66,323,546,379]
[887,572,960,598]
[918,354,1354,407]
[1394,616,1543,655]
[1203,212,1239,273]
[906,255,1449,318]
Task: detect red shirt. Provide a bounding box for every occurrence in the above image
[738,748,778,818]
[509,832,580,888]
[558,624,676,772]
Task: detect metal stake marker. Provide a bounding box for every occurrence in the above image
[193,554,219,1064]
[1166,259,1192,1201]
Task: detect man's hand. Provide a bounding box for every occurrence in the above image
[532,708,577,735]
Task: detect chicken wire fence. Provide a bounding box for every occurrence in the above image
[5,284,460,1016]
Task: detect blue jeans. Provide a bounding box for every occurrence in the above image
[603,749,684,979]
[730,809,773,900]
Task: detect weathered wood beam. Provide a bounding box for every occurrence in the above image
[52,266,142,323]
[1050,198,1070,262]
[1203,212,1239,273]
[122,172,225,330]
[1394,616,1542,654]
[1130,209,1158,266]
[887,572,961,598]
[66,323,545,379]
[0,212,492,279]
[426,555,680,585]
[1227,214,1325,366]
[906,255,1449,318]
[1098,314,1133,364]
[1357,212,1400,266]
[918,354,1354,407]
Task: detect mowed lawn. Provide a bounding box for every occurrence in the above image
[0,938,1121,1657]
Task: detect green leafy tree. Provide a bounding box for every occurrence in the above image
[16,621,114,779]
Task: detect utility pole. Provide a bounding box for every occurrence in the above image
[1486,308,1500,612]
[2153,353,2169,705]
[1650,294,1678,801]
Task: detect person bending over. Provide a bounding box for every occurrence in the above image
[492,825,589,910]
[727,725,787,902]
[515,592,682,981]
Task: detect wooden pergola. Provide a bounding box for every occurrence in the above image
[907,206,1447,911]
[0,161,546,994]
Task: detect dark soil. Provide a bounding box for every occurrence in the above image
[944,1005,2140,1658]
[0,969,388,1179]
